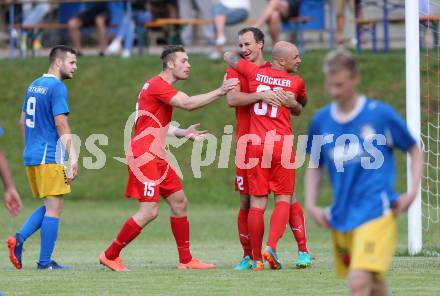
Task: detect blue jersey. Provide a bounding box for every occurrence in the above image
[22,74,69,166]
[306,97,416,232]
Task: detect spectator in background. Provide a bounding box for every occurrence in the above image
[209,0,250,60]
[178,0,215,46]
[68,2,110,56]
[334,0,361,45]
[19,0,53,51]
[419,0,435,48]
[106,1,151,58]
[253,0,301,45]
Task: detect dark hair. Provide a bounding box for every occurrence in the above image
[323,49,358,77]
[49,45,76,64]
[160,45,186,70]
[238,27,265,46]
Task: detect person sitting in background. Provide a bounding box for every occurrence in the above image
[106,1,152,58]
[334,0,362,45]
[67,2,110,56]
[253,0,301,45]
[209,0,250,60]
[178,0,215,46]
[19,0,54,52]
[419,0,435,49]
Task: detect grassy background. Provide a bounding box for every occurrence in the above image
[1,200,439,296]
[0,50,408,205]
[0,50,439,295]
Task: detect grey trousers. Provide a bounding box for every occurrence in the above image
[178,0,215,45]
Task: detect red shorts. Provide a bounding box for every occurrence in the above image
[125,157,183,202]
[235,142,250,195]
[247,144,295,196]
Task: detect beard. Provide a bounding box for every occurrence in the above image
[60,71,72,80]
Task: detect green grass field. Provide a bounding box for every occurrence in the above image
[0,51,439,295]
[1,200,439,296]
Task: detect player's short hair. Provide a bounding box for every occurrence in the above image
[238,27,265,47]
[160,45,186,70]
[49,45,76,64]
[323,49,358,77]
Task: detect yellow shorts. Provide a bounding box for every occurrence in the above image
[332,212,397,278]
[26,164,71,198]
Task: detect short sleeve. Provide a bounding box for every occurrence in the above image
[51,83,69,116]
[226,66,239,79]
[235,59,258,80]
[385,106,417,151]
[149,79,178,104]
[295,77,307,107]
[22,90,28,112]
[306,116,325,166]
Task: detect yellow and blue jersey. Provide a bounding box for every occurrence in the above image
[22,74,69,166]
[306,97,416,232]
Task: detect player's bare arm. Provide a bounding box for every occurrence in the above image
[227,85,285,107]
[392,145,424,214]
[224,51,243,69]
[20,112,26,138]
[305,166,330,228]
[0,148,22,217]
[169,78,239,111]
[289,97,303,116]
[54,114,78,182]
[168,123,208,141]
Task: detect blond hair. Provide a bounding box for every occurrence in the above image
[323,49,358,77]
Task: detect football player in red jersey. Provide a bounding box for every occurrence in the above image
[225,41,311,270]
[225,27,303,270]
[99,45,239,271]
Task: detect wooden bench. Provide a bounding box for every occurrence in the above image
[356,15,440,52]
[137,18,213,53]
[12,17,211,56]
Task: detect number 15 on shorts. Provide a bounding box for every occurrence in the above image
[143,182,155,197]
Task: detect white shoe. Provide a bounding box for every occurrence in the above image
[215,36,226,46]
[121,49,131,58]
[106,39,121,55]
[209,51,221,60]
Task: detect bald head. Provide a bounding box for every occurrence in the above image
[272,41,297,60]
[271,41,301,73]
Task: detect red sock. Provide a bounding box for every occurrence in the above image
[267,201,290,251]
[237,208,252,259]
[248,207,265,261]
[289,201,308,252]
[105,217,142,260]
[170,216,192,264]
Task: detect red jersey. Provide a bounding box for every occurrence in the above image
[226,66,250,140]
[226,62,272,140]
[236,59,307,144]
[130,76,178,159]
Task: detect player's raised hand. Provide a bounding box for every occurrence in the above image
[182,123,208,142]
[308,206,330,228]
[4,186,22,217]
[220,78,240,95]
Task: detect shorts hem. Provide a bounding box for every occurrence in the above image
[33,190,70,198]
